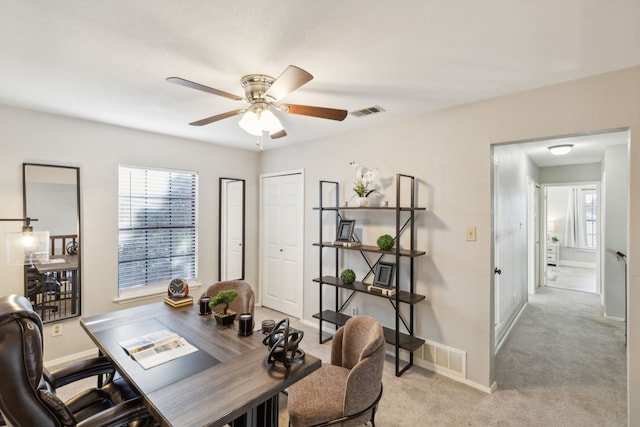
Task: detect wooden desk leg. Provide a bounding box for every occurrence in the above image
[230,393,279,427]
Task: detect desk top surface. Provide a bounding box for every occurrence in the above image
[34,254,78,272]
[81,302,320,427]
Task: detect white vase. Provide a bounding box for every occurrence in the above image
[357,197,369,207]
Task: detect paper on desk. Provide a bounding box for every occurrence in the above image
[43,258,66,264]
[132,337,198,370]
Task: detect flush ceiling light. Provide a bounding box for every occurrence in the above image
[548,144,574,155]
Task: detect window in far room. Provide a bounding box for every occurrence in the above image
[118,166,198,295]
[583,189,597,249]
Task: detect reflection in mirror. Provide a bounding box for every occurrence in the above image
[23,163,81,323]
[219,178,245,281]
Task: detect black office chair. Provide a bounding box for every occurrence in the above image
[26,270,61,314]
[0,294,157,427]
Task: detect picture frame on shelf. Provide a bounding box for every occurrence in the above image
[373,261,395,288]
[333,219,359,246]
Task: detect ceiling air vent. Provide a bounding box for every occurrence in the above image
[350,105,386,118]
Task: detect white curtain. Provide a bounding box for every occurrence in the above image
[565,187,587,248]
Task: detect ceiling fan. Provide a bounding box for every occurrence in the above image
[167,65,348,139]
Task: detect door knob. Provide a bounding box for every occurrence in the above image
[494,268,502,275]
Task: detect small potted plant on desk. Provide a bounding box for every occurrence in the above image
[209,289,238,326]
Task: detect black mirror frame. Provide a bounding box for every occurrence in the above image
[218,177,245,281]
[23,162,81,323]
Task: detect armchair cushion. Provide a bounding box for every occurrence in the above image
[288,315,385,427]
[287,365,350,426]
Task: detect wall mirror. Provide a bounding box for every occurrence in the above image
[219,178,245,281]
[23,163,81,323]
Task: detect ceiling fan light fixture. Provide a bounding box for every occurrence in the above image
[238,109,283,136]
[260,109,284,135]
[238,110,263,136]
[548,144,574,155]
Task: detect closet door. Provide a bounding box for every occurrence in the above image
[260,171,303,317]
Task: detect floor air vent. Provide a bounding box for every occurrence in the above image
[421,340,467,379]
[349,105,386,118]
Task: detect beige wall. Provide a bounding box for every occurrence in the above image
[0,65,638,424]
[0,105,260,361]
[261,66,639,422]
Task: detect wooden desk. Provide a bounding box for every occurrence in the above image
[81,302,320,427]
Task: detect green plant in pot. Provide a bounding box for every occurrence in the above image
[209,289,238,326]
[376,234,395,250]
[340,269,356,285]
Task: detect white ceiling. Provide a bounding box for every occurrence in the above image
[1,1,639,152]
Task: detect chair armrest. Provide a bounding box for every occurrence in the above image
[45,356,115,390]
[76,398,156,427]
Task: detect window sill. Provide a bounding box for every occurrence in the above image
[114,282,203,304]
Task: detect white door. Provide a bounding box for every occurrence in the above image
[260,171,304,318]
[527,179,541,294]
[221,179,244,280]
[493,145,528,349]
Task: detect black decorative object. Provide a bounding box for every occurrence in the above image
[261,319,275,334]
[66,240,79,255]
[238,313,254,336]
[335,219,355,243]
[373,262,395,288]
[263,318,305,367]
[199,297,211,315]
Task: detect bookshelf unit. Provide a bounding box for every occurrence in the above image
[313,174,426,376]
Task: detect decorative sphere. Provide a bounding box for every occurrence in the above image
[340,269,356,285]
[376,234,395,250]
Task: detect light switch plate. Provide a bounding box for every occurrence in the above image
[466,226,477,241]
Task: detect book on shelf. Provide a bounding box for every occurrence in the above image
[119,329,198,369]
[332,241,361,247]
[163,295,194,307]
[367,284,396,296]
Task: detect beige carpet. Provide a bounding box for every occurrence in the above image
[56,287,626,426]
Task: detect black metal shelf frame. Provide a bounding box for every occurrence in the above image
[313,174,426,376]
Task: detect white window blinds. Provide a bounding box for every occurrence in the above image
[118,166,198,290]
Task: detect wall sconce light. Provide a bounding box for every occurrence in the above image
[1,217,49,265]
[548,144,574,155]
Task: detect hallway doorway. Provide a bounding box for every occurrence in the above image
[491,128,629,395]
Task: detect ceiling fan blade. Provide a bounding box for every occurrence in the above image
[270,129,287,139]
[281,104,348,121]
[189,109,245,126]
[264,65,313,101]
[167,77,244,101]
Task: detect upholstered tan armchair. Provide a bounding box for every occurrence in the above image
[200,280,255,317]
[287,315,385,427]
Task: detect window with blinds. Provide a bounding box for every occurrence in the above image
[118,166,198,291]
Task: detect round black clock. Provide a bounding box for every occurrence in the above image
[168,278,189,298]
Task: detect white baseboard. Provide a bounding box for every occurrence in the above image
[495,302,528,353]
[45,348,98,369]
[559,260,596,269]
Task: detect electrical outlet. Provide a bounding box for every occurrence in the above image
[351,307,358,316]
[52,324,63,337]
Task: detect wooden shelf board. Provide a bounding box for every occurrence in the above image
[314,242,426,258]
[313,206,427,211]
[313,276,426,304]
[313,310,424,352]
